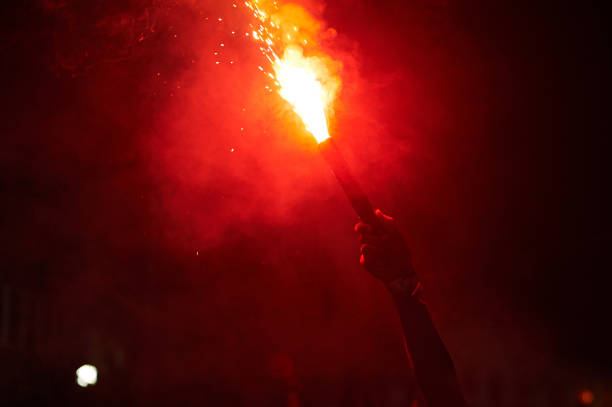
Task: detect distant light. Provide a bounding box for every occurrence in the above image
[579,389,595,405]
[76,364,97,387]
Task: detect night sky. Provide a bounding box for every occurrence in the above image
[1,0,610,405]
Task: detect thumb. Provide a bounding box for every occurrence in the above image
[375,209,396,231]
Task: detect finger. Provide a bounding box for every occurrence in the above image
[360,244,383,257]
[375,209,393,221]
[360,233,383,246]
[360,245,386,269]
[360,252,384,267]
[359,252,386,271]
[375,209,397,233]
[354,222,374,234]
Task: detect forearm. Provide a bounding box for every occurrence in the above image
[392,290,467,407]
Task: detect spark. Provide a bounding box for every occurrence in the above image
[240,0,341,142]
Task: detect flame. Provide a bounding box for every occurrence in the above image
[274,46,330,142]
[243,1,341,143]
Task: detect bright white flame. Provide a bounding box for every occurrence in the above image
[242,1,340,143]
[274,47,330,143]
[76,364,98,387]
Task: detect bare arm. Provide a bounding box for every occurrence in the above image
[355,210,467,407]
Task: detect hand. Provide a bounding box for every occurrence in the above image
[355,210,420,294]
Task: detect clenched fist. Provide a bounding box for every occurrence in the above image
[355,210,421,295]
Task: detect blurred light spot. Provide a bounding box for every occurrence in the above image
[76,364,97,387]
[579,389,595,405]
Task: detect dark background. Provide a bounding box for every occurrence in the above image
[1,0,610,406]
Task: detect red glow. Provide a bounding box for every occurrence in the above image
[579,389,595,405]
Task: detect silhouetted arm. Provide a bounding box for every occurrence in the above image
[392,288,466,407]
[355,210,467,407]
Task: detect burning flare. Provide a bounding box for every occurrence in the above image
[274,46,330,142]
[244,0,341,143]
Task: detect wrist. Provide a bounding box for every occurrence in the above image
[387,274,425,304]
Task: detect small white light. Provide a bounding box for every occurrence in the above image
[76,364,97,387]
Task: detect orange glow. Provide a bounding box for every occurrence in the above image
[243,0,341,143]
[579,389,595,405]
